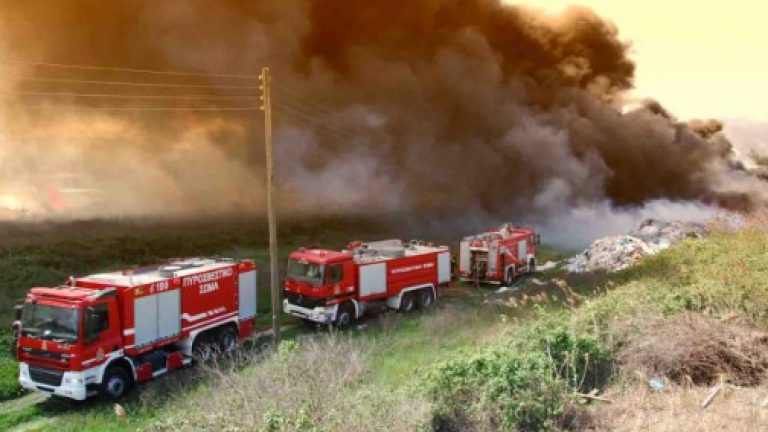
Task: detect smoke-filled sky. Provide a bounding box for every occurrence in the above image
[0,0,765,245]
[509,0,768,122]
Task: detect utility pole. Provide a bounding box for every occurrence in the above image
[260,67,280,345]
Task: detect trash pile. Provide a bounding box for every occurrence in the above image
[565,219,709,273]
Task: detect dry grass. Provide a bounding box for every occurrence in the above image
[143,331,431,432]
[585,382,768,432]
[617,313,768,386]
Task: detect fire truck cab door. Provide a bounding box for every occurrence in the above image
[82,299,122,363]
[488,239,500,276]
[326,261,355,296]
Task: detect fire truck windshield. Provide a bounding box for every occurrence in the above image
[21,303,80,343]
[286,259,325,286]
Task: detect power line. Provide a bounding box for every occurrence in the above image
[273,93,340,119]
[272,96,381,137]
[274,109,362,142]
[16,105,261,112]
[273,97,358,127]
[274,99,378,140]
[273,83,343,114]
[3,90,260,100]
[272,86,385,138]
[18,77,261,90]
[278,116,367,144]
[273,104,363,140]
[13,60,260,80]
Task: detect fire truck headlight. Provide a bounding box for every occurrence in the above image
[65,377,84,386]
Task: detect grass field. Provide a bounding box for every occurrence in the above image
[4,219,763,431]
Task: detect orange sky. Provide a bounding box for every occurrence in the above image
[508,0,768,121]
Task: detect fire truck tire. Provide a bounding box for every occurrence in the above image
[219,326,238,355]
[528,258,537,273]
[335,304,355,330]
[100,366,131,401]
[192,333,216,362]
[417,289,435,309]
[399,294,416,313]
[505,269,516,287]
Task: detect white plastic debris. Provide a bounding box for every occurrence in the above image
[494,286,518,294]
[536,261,558,272]
[565,219,708,273]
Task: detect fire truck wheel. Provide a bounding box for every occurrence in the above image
[100,366,131,401]
[219,327,238,355]
[335,304,354,330]
[417,289,435,309]
[528,259,537,273]
[505,269,516,287]
[399,294,416,313]
[193,333,215,362]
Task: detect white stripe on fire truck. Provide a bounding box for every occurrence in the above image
[82,350,122,366]
[181,312,209,322]
[123,329,135,336]
[185,311,238,332]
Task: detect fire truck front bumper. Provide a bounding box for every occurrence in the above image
[283,300,337,324]
[19,362,90,401]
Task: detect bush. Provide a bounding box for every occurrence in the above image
[0,331,21,401]
[424,313,611,431]
[426,346,567,431]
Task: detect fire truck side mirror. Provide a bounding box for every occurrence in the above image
[11,321,20,359]
[13,302,24,321]
[535,235,541,245]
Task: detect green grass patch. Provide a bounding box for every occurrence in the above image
[0,404,42,431]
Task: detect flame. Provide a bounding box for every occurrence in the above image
[0,194,23,211]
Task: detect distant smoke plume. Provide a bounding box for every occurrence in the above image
[0,0,765,241]
[531,199,718,250]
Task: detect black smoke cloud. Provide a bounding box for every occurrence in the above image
[0,0,764,227]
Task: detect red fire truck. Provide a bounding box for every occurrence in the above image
[458,224,540,286]
[16,258,258,401]
[283,239,451,327]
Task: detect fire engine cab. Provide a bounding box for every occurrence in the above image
[16,258,258,401]
[283,239,451,327]
[459,224,540,286]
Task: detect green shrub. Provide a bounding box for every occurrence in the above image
[0,332,21,401]
[426,347,565,430]
[424,313,611,431]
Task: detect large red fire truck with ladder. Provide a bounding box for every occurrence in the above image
[283,239,451,327]
[458,224,540,286]
[15,258,258,401]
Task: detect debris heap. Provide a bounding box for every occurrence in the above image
[565,219,708,273]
